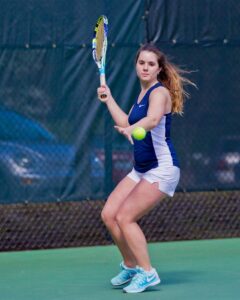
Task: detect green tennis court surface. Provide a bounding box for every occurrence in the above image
[0,238,239,300]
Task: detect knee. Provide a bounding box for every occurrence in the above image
[116,212,128,229]
[101,208,115,228]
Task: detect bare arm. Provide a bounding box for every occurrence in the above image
[115,87,170,144]
[130,87,170,131]
[97,85,129,127]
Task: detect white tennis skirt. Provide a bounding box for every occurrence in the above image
[127,165,180,197]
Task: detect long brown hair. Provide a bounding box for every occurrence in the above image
[135,44,196,114]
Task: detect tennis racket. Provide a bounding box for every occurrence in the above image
[92,15,108,99]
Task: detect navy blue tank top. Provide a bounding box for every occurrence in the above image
[128,82,180,173]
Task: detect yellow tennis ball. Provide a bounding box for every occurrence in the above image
[132,127,146,141]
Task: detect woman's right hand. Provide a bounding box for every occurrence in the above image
[97,85,111,103]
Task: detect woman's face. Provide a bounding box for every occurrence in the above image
[136,50,161,84]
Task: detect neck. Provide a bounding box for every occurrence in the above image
[140,80,159,91]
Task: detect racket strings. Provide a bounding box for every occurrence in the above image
[96,21,104,61]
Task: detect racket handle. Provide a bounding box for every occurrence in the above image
[100,74,107,99]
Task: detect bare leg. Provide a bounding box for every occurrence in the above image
[101,176,138,267]
[116,180,167,271]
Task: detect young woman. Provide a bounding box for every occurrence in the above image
[97,43,194,293]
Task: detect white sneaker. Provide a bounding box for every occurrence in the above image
[123,266,161,293]
[110,262,137,286]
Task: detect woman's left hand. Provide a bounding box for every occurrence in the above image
[114,126,134,145]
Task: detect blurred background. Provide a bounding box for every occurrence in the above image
[0,0,239,250]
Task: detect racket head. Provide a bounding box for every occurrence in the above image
[92,15,108,76]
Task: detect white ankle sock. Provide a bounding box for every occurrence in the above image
[123,262,136,270]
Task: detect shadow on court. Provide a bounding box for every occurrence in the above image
[160,271,203,285]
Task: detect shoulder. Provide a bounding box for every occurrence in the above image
[149,86,171,104]
[150,85,170,98]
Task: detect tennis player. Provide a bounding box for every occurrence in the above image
[97,43,194,293]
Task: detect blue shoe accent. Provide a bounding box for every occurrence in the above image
[123,266,161,293]
[111,262,137,286]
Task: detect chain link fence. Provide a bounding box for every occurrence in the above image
[0,191,239,251]
[0,0,239,250]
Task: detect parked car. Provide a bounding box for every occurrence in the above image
[0,106,76,202]
[176,150,215,191]
[214,136,240,187]
[93,147,133,185]
[90,137,133,192]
